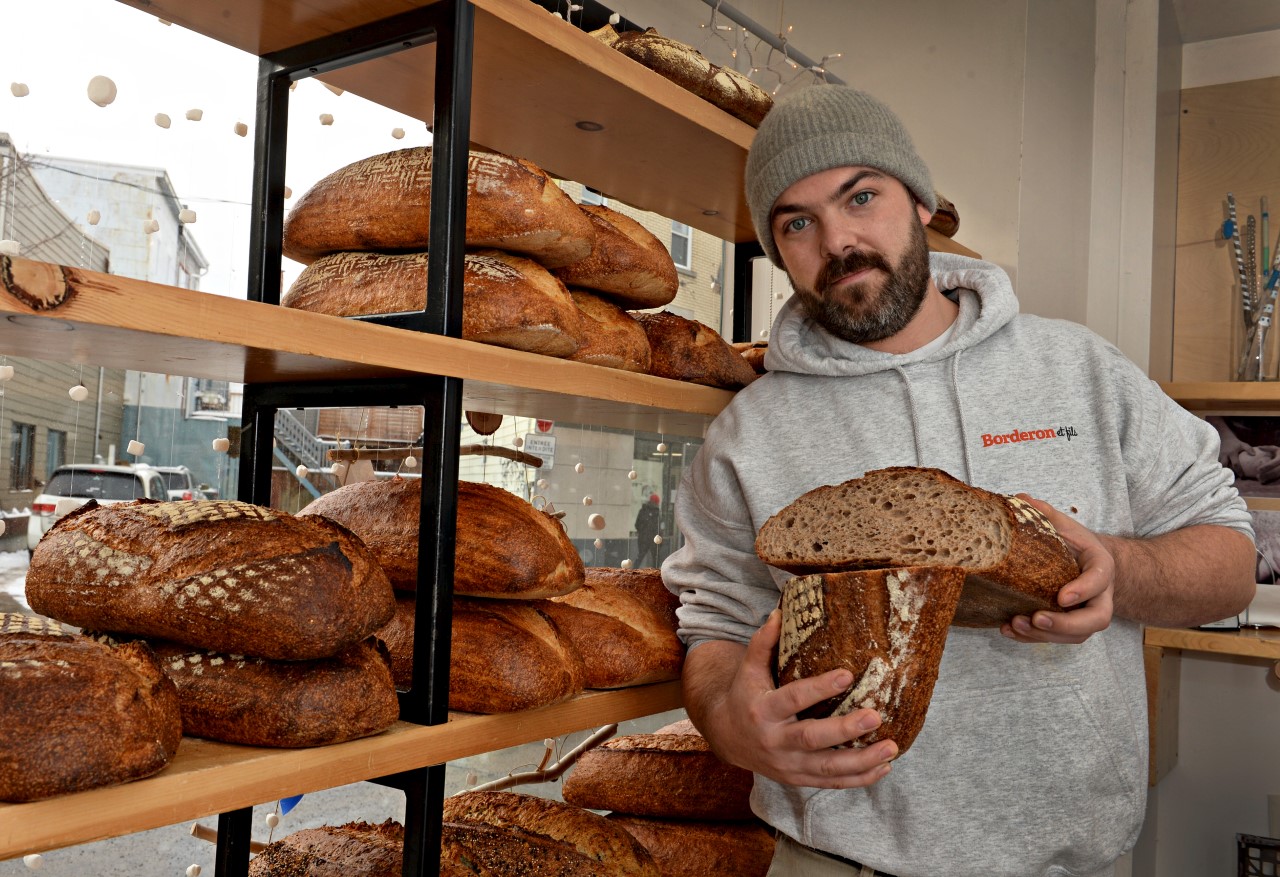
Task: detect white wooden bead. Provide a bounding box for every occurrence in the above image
[574,462,585,473]
[587,513,605,530]
[22,853,41,869]
[620,559,633,569]
[593,538,603,549]
[295,465,309,479]
[86,75,117,107]
[654,535,664,545]
[87,210,101,226]
[186,865,201,877]
[391,128,406,139]
[155,113,171,128]
[265,812,280,828]
[627,470,637,480]
[0,365,12,381]
[608,12,620,24]
[212,437,230,452]
[10,83,29,97]
[179,209,197,224]
[536,478,548,488]
[319,113,334,126]
[514,437,523,448]
[656,442,668,452]
[142,219,160,234]
[283,186,293,199]
[127,439,145,455]
[233,121,248,137]
[186,108,203,121]
[582,496,593,506]
[404,456,418,468]
[68,384,89,402]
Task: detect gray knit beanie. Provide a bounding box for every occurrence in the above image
[745,84,936,267]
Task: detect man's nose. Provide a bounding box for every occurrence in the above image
[819,218,860,260]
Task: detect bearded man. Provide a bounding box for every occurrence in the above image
[661,84,1254,877]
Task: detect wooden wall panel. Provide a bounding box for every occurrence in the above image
[1174,76,1280,380]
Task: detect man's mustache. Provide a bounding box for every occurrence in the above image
[816,249,893,294]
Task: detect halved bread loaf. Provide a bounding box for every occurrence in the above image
[776,567,966,753]
[755,466,1080,627]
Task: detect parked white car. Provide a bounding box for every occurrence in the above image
[152,465,203,501]
[26,464,168,555]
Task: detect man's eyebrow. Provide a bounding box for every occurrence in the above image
[770,169,887,225]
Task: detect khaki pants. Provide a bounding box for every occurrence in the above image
[766,835,1118,877]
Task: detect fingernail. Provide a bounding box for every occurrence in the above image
[833,671,853,690]
[879,742,898,762]
[858,711,881,732]
[1012,617,1031,634]
[1060,592,1079,607]
[1034,614,1053,630]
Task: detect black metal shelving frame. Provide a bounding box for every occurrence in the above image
[219,1,755,874]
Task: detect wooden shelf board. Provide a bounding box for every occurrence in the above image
[0,682,681,860]
[0,257,732,434]
[1161,380,1280,412]
[1145,625,1280,659]
[112,0,757,242]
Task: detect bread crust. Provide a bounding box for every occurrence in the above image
[561,732,755,821]
[25,499,396,661]
[298,478,585,599]
[567,289,652,373]
[607,815,776,877]
[776,567,965,753]
[755,466,1081,627]
[282,147,595,268]
[635,311,758,390]
[283,249,586,358]
[554,204,678,309]
[247,820,404,876]
[0,614,182,802]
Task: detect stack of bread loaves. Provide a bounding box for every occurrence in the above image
[246,790,662,875]
[562,719,775,876]
[281,145,753,389]
[24,499,401,749]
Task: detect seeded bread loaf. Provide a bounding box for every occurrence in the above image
[567,289,652,373]
[607,815,776,877]
[635,311,758,390]
[561,732,755,821]
[282,147,595,268]
[442,791,660,877]
[542,567,684,689]
[776,567,966,753]
[248,820,403,876]
[98,634,400,747]
[0,614,182,802]
[755,466,1081,627]
[283,249,586,357]
[298,477,585,599]
[25,499,397,661]
[554,204,678,309]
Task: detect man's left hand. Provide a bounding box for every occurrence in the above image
[1000,496,1114,644]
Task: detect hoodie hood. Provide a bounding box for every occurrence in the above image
[764,251,1019,376]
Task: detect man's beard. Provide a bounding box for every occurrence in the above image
[791,217,931,344]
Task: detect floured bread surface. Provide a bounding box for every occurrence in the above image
[0,614,182,802]
[776,567,965,754]
[25,499,396,661]
[756,466,1079,626]
[282,147,595,268]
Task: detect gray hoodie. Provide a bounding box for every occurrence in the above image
[663,252,1251,876]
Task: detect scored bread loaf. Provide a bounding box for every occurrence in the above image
[442,791,660,877]
[0,614,182,802]
[567,289,652,373]
[776,567,966,753]
[755,466,1081,627]
[282,147,595,268]
[25,499,396,661]
[635,311,758,390]
[282,250,586,358]
[554,204,678,309]
[561,732,755,821]
[96,634,400,747]
[731,340,768,375]
[607,815,776,877]
[248,819,403,876]
[928,191,960,238]
[542,567,684,689]
[600,27,772,127]
[298,477,585,599]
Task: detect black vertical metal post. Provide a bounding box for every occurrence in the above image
[247,59,292,305]
[731,240,762,343]
[236,388,278,507]
[213,809,254,877]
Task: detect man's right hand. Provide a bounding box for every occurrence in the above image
[682,609,898,789]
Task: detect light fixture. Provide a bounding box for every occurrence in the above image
[575,120,605,132]
[702,209,720,216]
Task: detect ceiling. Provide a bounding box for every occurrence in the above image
[1173,0,1280,43]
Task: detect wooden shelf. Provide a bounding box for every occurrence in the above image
[0,682,681,860]
[1160,380,1280,412]
[1145,625,1280,659]
[0,256,733,434]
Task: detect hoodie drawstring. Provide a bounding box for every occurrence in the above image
[892,366,926,467]
[951,351,974,483]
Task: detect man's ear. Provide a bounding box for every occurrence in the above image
[916,202,932,227]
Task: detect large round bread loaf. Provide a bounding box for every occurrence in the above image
[635,311,758,390]
[248,819,403,876]
[283,250,586,358]
[561,732,755,821]
[755,466,1081,627]
[442,791,660,877]
[567,289,652,373]
[282,147,595,268]
[607,815,776,877]
[541,567,684,689]
[554,204,678,309]
[776,567,966,754]
[0,614,182,802]
[25,499,397,661]
[99,635,400,747]
[298,477,585,599]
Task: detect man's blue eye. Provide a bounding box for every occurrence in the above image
[786,217,809,232]
[853,191,873,206]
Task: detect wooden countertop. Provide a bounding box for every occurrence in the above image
[1145,625,1280,659]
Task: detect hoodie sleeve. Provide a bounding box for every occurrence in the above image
[661,418,783,651]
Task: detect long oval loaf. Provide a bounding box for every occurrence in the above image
[283,249,586,358]
[0,614,182,802]
[282,147,596,268]
[554,204,678,309]
[26,499,396,661]
[776,567,966,754]
[567,289,652,373]
[606,815,776,877]
[755,466,1081,627]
